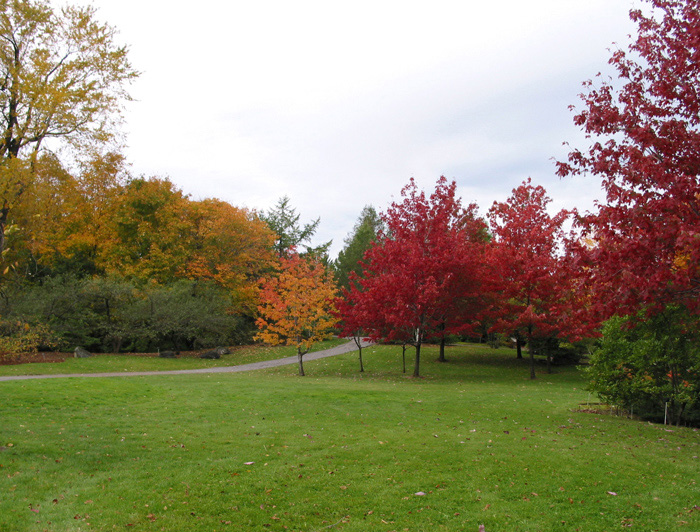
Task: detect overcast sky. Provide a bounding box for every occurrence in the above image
[72,0,638,258]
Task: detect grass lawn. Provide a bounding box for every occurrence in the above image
[0,343,698,531]
[0,338,348,377]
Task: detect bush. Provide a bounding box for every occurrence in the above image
[0,320,58,362]
[587,308,700,426]
[0,276,256,353]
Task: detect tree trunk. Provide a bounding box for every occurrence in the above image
[297,348,305,376]
[438,336,447,362]
[528,330,536,380]
[0,203,8,256]
[402,344,407,374]
[515,334,523,359]
[413,342,421,378]
[352,334,365,372]
[438,322,447,362]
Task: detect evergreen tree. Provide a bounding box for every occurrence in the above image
[261,196,330,259]
[332,205,384,290]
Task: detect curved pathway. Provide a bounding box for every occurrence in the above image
[0,339,373,382]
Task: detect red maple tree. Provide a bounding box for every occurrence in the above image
[487,179,581,379]
[557,0,700,318]
[340,177,489,377]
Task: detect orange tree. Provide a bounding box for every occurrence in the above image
[255,253,337,376]
[185,198,276,314]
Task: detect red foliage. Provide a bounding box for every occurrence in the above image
[337,177,490,377]
[557,0,700,318]
[487,179,585,378]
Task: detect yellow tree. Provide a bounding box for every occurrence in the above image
[0,0,138,254]
[255,253,337,376]
[98,177,192,284]
[6,151,127,278]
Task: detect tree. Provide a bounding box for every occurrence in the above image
[346,177,488,377]
[0,0,138,254]
[185,198,276,314]
[334,281,372,372]
[332,205,384,290]
[556,0,700,318]
[5,150,127,279]
[99,177,192,284]
[587,308,700,426]
[487,179,579,379]
[255,253,337,376]
[261,196,331,258]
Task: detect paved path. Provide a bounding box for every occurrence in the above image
[0,340,373,382]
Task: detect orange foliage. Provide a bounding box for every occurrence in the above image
[255,253,337,370]
[185,198,277,313]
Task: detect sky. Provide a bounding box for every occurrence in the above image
[70,0,638,258]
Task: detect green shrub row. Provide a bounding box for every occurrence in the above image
[0,275,254,354]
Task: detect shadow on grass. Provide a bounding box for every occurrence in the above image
[298,342,583,387]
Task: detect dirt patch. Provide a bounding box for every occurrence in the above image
[0,352,68,366]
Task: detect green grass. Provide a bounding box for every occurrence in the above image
[0,338,348,376]
[0,343,698,531]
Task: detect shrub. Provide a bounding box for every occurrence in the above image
[586,308,700,426]
[0,320,58,362]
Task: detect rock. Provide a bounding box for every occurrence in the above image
[199,349,220,360]
[158,350,179,358]
[215,347,230,356]
[74,346,91,358]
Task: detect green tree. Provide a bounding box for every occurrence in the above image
[332,205,384,290]
[261,196,330,259]
[587,307,700,426]
[0,0,138,254]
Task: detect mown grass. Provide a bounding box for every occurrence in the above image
[0,338,347,377]
[0,343,698,532]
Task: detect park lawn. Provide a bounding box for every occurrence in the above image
[0,338,348,377]
[0,343,698,532]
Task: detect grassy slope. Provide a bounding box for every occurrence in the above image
[0,344,698,532]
